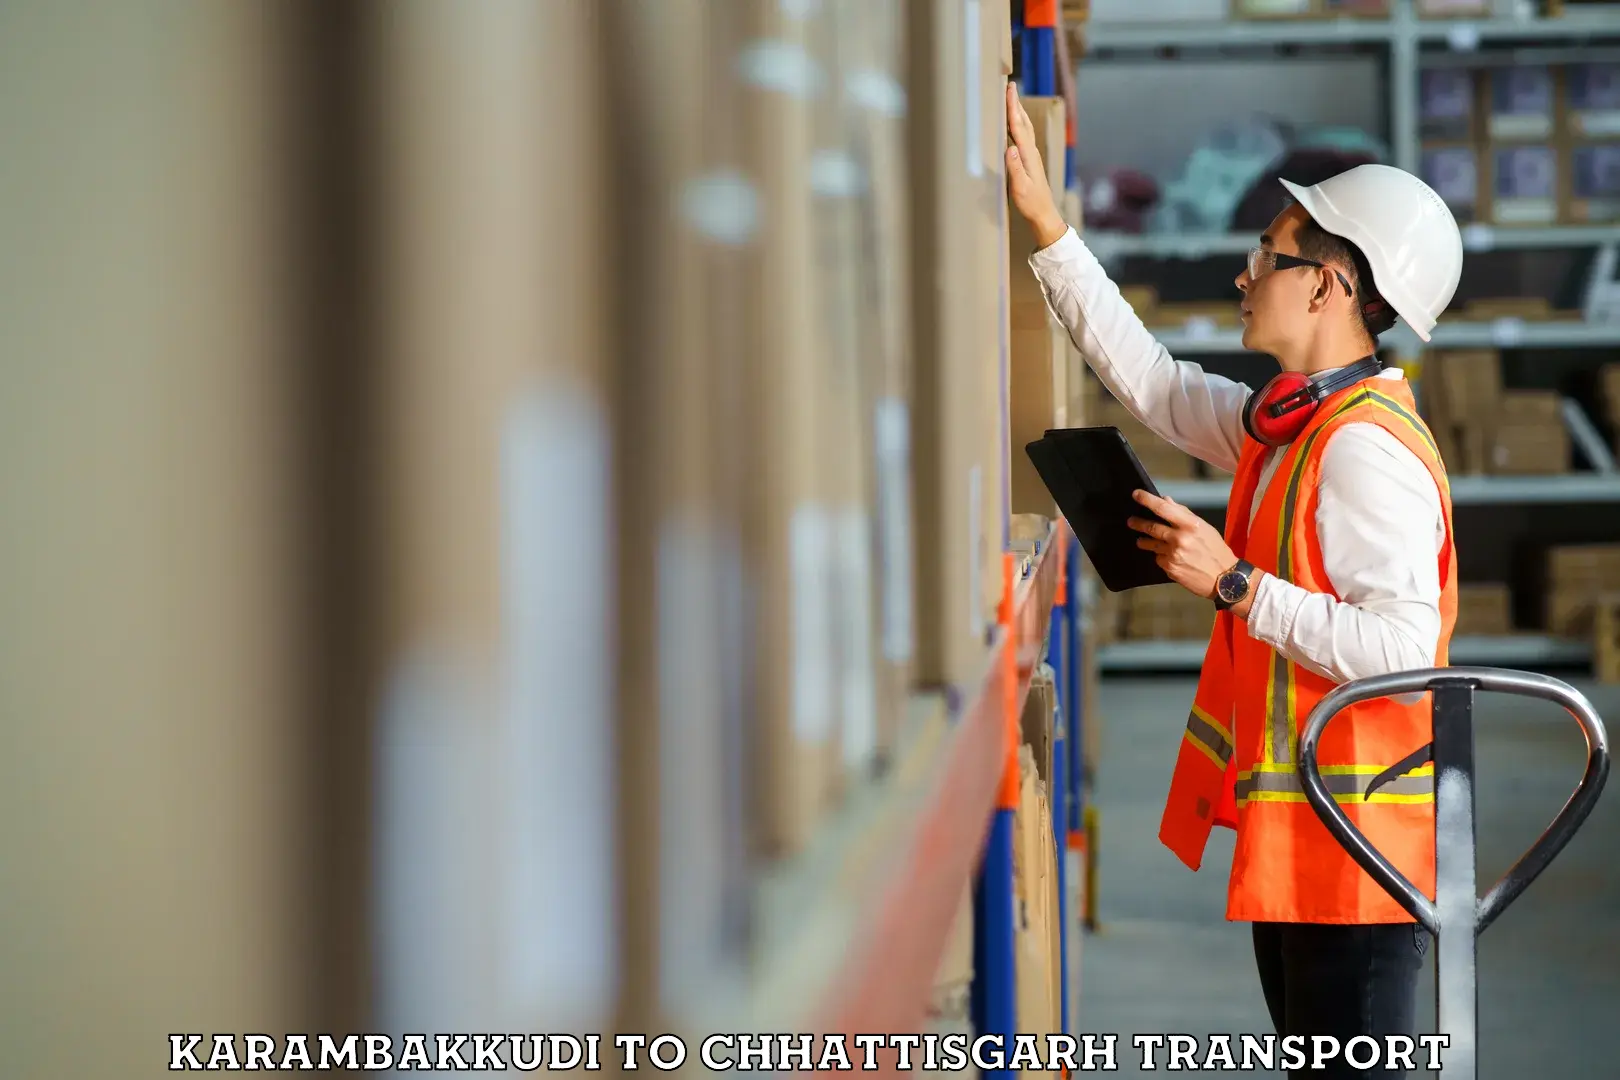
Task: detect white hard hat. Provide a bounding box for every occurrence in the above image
[1279,164,1463,342]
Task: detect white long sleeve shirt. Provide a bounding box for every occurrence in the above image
[1029,227,1447,686]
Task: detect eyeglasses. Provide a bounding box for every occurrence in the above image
[1247,247,1354,297]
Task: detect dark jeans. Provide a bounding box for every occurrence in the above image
[1252,921,1429,1078]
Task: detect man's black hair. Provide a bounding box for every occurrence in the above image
[1293,214,1397,341]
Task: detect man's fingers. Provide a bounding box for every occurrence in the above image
[1136,537,1167,555]
[1133,488,1193,525]
[1126,516,1163,537]
[1004,82,1036,150]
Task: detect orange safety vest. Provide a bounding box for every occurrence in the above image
[1159,378,1457,924]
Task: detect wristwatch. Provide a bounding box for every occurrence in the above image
[1214,559,1256,611]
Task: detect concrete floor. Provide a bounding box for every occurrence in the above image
[1076,674,1620,1078]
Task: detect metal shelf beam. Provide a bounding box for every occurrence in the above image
[1158,473,1620,510]
[1143,319,1620,354]
[1082,11,1620,58]
[1098,634,1593,673]
[1086,225,1620,262]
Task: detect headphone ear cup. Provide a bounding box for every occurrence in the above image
[1244,372,1314,447]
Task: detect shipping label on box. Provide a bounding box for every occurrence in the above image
[1421,144,1480,222]
[1421,70,1477,141]
[1491,144,1559,225]
[1567,142,1620,224]
[1486,66,1558,141]
[1567,64,1620,138]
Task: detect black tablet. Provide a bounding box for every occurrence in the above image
[1024,426,1173,592]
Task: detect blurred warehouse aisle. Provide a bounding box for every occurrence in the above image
[1079,675,1620,1079]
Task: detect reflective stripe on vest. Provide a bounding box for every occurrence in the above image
[1158,376,1458,923]
[1261,388,1448,768]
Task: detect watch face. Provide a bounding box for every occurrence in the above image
[1218,570,1248,604]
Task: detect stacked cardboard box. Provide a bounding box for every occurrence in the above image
[736,0,843,855]
[1122,583,1217,642]
[1492,389,1570,474]
[1456,584,1515,636]
[1544,544,1620,635]
[1596,595,1620,685]
[1418,58,1620,227]
[841,0,917,764]
[906,0,1012,690]
[1013,742,1061,1069]
[1009,95,1072,521]
[1420,350,1569,476]
[1601,363,1620,454]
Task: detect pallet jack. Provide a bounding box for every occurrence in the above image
[1299,668,1611,1080]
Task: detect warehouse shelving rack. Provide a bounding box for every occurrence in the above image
[1064,1,1620,676]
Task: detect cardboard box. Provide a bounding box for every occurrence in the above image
[1456,583,1515,636]
[906,0,996,688]
[1565,63,1620,139]
[1564,142,1620,224]
[1011,322,1072,517]
[1420,70,1479,141]
[1498,389,1564,426]
[979,0,1013,638]
[739,1,837,854]
[1426,349,1503,429]
[1488,143,1560,225]
[929,881,976,1018]
[1596,595,1620,684]
[1546,544,1620,590]
[1600,363,1620,426]
[1489,421,1568,474]
[1421,143,1482,223]
[1022,670,1057,790]
[1484,66,1559,142]
[845,0,917,763]
[1013,744,1059,1070]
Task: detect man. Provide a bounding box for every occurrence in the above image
[1005,84,1463,1076]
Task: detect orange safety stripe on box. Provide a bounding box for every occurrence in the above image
[1025,0,1059,28]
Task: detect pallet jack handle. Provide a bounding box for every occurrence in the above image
[1298,667,1610,1079]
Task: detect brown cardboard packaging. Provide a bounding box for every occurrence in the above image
[1564,63,1620,140]
[1600,363,1620,426]
[1456,584,1515,636]
[1011,323,1073,517]
[979,14,1014,637]
[1596,595,1620,685]
[1489,422,1569,475]
[1483,65,1561,143]
[1013,744,1059,1068]
[929,881,976,1019]
[907,0,995,688]
[1486,142,1561,225]
[1563,141,1620,224]
[845,0,917,763]
[1023,670,1057,789]
[739,1,836,854]
[1544,545,1620,634]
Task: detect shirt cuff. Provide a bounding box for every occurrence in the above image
[1027,225,1084,273]
[1246,572,1306,653]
